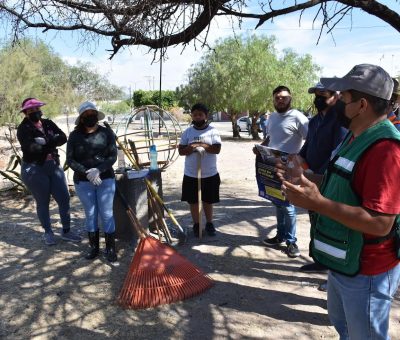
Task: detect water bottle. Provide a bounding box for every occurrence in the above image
[149,144,158,171]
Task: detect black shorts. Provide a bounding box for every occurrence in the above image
[181,173,220,204]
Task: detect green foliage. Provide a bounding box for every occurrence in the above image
[0,39,125,125]
[101,101,131,116]
[68,61,125,101]
[133,90,178,109]
[177,34,321,137]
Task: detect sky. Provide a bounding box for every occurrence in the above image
[21,1,400,93]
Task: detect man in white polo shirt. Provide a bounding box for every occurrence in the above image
[262,85,309,258]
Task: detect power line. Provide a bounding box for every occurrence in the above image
[216,25,389,31]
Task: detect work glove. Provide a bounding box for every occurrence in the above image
[34,137,47,145]
[86,168,101,185]
[90,176,102,186]
[195,146,206,156]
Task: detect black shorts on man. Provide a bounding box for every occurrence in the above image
[181,173,220,204]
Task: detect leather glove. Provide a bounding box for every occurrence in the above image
[86,168,100,182]
[34,137,47,145]
[195,146,206,156]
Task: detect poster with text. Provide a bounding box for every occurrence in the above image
[255,145,289,206]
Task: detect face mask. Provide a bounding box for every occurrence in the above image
[314,95,328,112]
[192,120,206,128]
[82,115,98,128]
[28,111,42,123]
[335,100,352,129]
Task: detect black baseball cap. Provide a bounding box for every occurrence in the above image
[321,64,393,100]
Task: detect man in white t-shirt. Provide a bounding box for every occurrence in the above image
[179,103,222,237]
[262,85,309,258]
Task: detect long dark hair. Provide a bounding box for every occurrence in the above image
[74,122,86,132]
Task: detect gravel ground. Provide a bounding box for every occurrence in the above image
[0,124,399,339]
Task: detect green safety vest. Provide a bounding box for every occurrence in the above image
[310,119,400,276]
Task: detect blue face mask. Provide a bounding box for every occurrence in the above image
[28,110,42,123]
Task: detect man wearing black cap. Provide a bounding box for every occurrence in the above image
[298,82,347,275]
[281,64,400,339]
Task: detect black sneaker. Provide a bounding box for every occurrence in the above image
[318,281,328,292]
[287,243,301,258]
[262,235,285,246]
[299,262,327,273]
[193,223,199,237]
[205,222,216,236]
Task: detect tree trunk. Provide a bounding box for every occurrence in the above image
[229,110,241,138]
[250,112,261,140]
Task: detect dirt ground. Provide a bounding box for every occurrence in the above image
[0,129,399,339]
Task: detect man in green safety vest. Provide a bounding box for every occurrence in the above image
[281,64,400,339]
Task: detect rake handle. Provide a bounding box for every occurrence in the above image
[197,153,202,239]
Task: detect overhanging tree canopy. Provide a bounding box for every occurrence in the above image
[177,35,320,139]
[0,1,399,58]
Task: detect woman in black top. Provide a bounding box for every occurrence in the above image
[17,97,82,246]
[66,101,118,262]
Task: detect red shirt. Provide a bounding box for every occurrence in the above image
[352,139,400,275]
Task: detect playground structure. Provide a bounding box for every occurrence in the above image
[112,105,183,171]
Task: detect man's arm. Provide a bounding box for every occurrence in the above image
[191,142,221,154]
[179,143,221,155]
[178,144,194,156]
[282,175,395,237]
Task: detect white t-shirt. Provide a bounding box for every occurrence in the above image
[179,124,221,178]
[266,109,309,154]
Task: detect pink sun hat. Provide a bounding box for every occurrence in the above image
[20,98,46,112]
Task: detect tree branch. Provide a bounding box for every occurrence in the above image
[0,0,398,59]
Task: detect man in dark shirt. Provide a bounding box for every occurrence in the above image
[297,82,347,273]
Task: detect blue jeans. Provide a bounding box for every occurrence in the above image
[327,265,400,340]
[74,178,116,233]
[274,203,297,244]
[21,160,70,233]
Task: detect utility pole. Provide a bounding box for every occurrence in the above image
[144,76,152,90]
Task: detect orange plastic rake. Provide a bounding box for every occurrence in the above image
[116,189,213,309]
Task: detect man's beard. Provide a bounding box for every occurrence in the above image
[274,101,291,113]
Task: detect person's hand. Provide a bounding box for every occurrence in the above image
[286,155,304,184]
[34,137,46,145]
[275,154,304,184]
[194,146,206,155]
[281,174,323,210]
[86,168,100,182]
[91,176,102,186]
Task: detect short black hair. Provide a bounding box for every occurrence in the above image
[273,86,291,96]
[191,103,209,114]
[349,90,390,116]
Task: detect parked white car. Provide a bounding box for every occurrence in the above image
[237,117,261,132]
[237,117,249,131]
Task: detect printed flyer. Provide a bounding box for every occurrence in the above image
[255,144,289,206]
